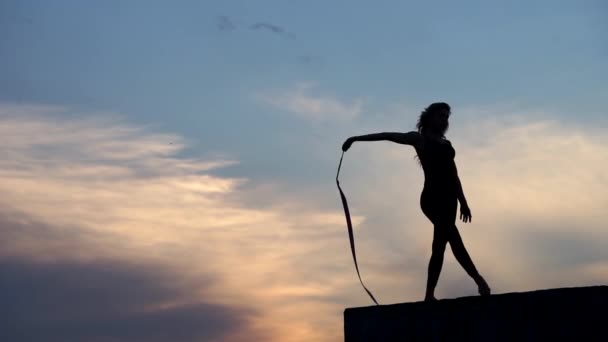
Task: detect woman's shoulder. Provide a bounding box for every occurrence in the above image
[433,135,451,145]
[417,132,447,143]
[403,131,425,148]
[404,130,423,138]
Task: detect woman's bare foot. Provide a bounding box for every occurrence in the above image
[476,275,491,296]
[424,295,438,302]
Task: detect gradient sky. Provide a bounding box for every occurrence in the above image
[1,1,607,341]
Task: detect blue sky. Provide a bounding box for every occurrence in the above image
[2,0,606,186]
[1,1,607,341]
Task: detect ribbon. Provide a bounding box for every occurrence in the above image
[336,151,379,305]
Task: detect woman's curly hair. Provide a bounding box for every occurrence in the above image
[416,102,451,138]
[414,102,451,166]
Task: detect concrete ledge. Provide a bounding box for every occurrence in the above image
[344,285,608,341]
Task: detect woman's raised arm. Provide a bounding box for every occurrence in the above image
[342,131,422,151]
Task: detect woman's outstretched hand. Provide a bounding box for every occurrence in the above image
[342,137,355,152]
[460,204,472,223]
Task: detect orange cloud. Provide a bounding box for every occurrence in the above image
[0,103,364,341]
[2,102,606,341]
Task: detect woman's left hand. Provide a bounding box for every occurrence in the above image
[460,204,472,223]
[342,137,355,152]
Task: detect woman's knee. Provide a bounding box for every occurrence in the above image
[431,228,449,254]
[431,240,448,256]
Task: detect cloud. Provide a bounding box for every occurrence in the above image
[3,102,607,341]
[0,257,259,342]
[250,22,295,39]
[0,103,363,341]
[296,55,326,67]
[217,16,235,31]
[255,82,364,122]
[0,201,267,342]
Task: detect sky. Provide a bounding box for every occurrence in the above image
[0,1,607,341]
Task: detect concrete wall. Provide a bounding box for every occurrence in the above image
[344,285,608,341]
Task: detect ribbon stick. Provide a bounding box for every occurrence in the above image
[336,151,379,305]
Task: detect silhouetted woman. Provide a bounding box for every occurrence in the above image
[342,102,491,302]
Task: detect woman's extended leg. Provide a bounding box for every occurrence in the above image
[448,225,491,295]
[447,225,478,278]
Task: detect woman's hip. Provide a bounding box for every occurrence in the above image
[420,190,457,223]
